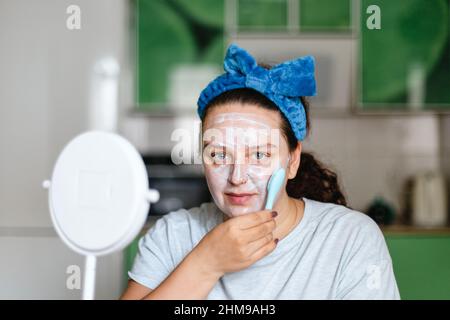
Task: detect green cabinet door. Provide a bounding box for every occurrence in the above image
[385,233,450,299]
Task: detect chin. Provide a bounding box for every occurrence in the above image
[227,210,249,217]
[224,204,258,217]
[215,197,264,217]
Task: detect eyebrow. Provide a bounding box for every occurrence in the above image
[248,144,277,149]
[203,141,225,148]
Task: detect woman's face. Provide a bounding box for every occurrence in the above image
[202,103,292,217]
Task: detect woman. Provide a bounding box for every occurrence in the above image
[121,44,400,300]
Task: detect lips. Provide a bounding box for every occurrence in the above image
[225,192,257,205]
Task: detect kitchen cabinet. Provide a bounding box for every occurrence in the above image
[135,0,353,110]
[383,227,450,299]
[136,0,225,108]
[359,0,450,111]
[136,0,450,112]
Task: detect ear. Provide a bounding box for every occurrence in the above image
[287,142,302,179]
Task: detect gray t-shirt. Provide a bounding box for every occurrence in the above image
[129,197,400,299]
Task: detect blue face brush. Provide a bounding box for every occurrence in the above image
[264,167,286,210]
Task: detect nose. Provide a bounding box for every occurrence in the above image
[228,164,249,185]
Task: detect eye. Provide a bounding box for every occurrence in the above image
[212,151,225,159]
[253,151,270,160]
[211,151,228,163]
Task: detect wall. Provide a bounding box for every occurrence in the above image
[307,114,441,213]
[440,115,450,212]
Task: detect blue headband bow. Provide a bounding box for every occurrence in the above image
[197,44,316,141]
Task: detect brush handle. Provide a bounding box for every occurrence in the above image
[264,168,286,210]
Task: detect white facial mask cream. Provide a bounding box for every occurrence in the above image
[202,113,290,217]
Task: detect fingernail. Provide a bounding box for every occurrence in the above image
[271,211,278,218]
[275,238,279,244]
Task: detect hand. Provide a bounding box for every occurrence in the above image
[191,210,278,278]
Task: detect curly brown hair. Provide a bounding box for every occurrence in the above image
[201,88,347,207]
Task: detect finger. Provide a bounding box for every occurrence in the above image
[248,239,278,263]
[246,233,274,256]
[241,219,276,243]
[235,210,277,229]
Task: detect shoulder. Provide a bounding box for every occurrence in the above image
[303,198,398,298]
[304,197,384,246]
[305,197,380,232]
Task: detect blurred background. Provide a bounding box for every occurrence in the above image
[0,0,449,299]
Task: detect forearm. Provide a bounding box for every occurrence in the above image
[142,249,222,300]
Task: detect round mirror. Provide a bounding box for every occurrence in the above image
[43,131,159,299]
